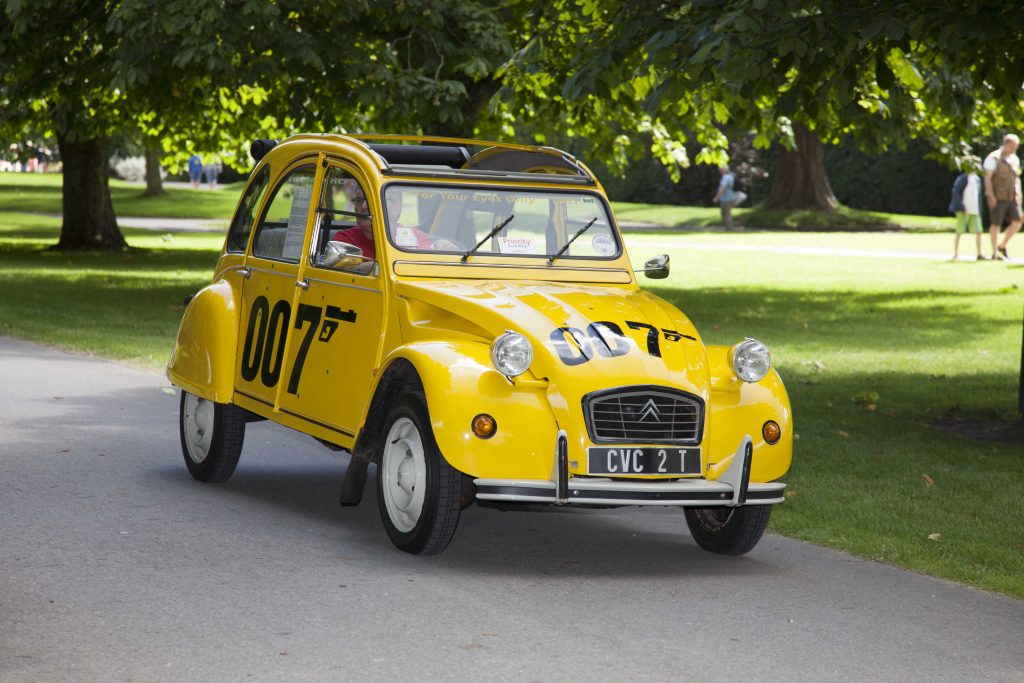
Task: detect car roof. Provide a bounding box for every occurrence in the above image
[251,134,598,187]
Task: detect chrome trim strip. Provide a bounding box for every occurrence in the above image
[302,275,383,294]
[246,266,297,279]
[382,166,595,185]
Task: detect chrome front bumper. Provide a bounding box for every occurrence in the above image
[474,435,786,507]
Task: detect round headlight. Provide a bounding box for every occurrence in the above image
[731,338,771,383]
[491,331,533,378]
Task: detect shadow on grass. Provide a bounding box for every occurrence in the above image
[650,285,1017,354]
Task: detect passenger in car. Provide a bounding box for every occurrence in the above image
[330,187,458,262]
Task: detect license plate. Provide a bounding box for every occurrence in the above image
[588,447,701,475]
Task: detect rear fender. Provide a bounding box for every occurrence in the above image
[167,280,239,403]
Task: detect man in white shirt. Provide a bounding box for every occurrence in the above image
[983,133,1021,260]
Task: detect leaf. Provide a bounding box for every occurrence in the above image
[922,473,934,487]
[836,430,849,438]
[927,533,942,542]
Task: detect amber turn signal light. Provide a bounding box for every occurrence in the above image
[762,420,781,445]
[472,414,497,439]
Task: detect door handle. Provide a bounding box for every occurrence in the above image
[238,267,251,279]
[296,278,309,290]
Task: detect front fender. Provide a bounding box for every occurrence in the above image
[379,342,558,480]
[166,280,239,403]
[705,345,793,483]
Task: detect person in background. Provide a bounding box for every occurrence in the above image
[949,158,984,260]
[983,133,1021,260]
[713,164,748,229]
[187,154,203,188]
[203,154,222,188]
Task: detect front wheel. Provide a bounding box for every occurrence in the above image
[376,394,462,555]
[684,505,772,555]
[179,390,246,482]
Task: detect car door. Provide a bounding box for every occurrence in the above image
[235,161,320,412]
[275,162,386,439]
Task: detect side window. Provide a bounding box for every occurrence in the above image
[225,167,269,253]
[313,167,376,275]
[251,165,316,262]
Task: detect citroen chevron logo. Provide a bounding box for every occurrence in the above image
[638,398,661,422]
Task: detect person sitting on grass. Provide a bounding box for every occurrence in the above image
[949,158,984,261]
[713,164,748,229]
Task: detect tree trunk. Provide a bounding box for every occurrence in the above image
[143,142,165,197]
[55,134,127,251]
[764,122,839,211]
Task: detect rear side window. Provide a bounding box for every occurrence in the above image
[226,167,270,253]
[251,165,316,262]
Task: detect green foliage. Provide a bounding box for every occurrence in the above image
[0,1,521,170]
[500,1,1024,172]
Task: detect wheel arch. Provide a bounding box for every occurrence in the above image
[167,279,240,404]
[356,342,556,480]
[353,357,424,462]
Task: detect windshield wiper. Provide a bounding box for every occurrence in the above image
[461,214,515,262]
[548,216,598,265]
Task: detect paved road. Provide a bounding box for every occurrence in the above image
[1,336,1021,682]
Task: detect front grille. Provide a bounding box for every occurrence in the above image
[584,387,703,444]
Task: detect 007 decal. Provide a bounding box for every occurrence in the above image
[549,320,695,366]
[241,296,356,393]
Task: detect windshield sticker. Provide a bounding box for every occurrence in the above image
[498,236,538,254]
[591,234,615,256]
[282,181,312,260]
[394,226,420,248]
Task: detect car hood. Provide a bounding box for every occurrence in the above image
[395,279,710,400]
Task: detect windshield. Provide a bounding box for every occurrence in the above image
[382,184,620,260]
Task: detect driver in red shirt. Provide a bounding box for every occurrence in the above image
[331,187,457,263]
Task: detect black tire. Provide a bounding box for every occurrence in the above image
[684,505,772,555]
[375,393,462,555]
[179,390,246,483]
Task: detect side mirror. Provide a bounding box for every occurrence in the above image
[643,254,670,279]
[318,241,364,269]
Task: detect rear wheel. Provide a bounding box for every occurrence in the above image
[179,390,246,482]
[376,394,461,555]
[684,505,772,555]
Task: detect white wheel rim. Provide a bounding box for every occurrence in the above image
[182,393,214,464]
[381,417,427,533]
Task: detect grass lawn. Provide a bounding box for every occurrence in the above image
[3,171,950,230]
[614,201,951,231]
[0,171,241,218]
[0,183,1022,598]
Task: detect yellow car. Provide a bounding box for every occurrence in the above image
[168,134,792,555]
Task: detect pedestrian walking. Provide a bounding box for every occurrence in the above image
[203,154,221,188]
[949,160,984,260]
[713,164,747,229]
[983,133,1021,260]
[187,154,203,188]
